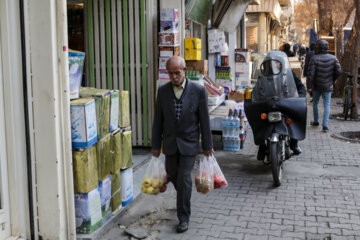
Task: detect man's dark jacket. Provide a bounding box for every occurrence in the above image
[306,40,342,91]
[151,79,213,156]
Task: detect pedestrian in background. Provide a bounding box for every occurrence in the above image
[303,43,316,102]
[151,56,214,233]
[307,39,342,132]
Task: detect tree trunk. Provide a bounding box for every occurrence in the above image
[334,0,360,117]
[317,0,334,35]
[334,25,344,60]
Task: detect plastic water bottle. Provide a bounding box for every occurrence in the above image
[223,109,233,137]
[234,137,240,151]
[223,136,231,151]
[233,110,240,137]
[240,126,245,149]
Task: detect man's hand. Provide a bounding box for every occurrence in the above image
[151,149,160,157]
[204,149,214,156]
[307,88,312,94]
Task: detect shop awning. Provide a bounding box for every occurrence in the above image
[211,0,255,33]
[246,0,282,20]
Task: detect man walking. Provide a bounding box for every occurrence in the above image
[307,39,342,132]
[303,43,315,102]
[151,56,214,233]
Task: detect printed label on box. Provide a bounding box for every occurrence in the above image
[121,167,134,206]
[71,100,97,148]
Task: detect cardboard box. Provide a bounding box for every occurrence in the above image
[110,129,121,173]
[75,187,102,234]
[73,145,98,193]
[185,38,201,60]
[235,62,252,75]
[111,188,122,212]
[111,170,121,194]
[159,46,180,57]
[160,20,179,33]
[158,57,169,70]
[160,8,179,21]
[120,167,134,206]
[70,98,98,149]
[185,49,201,60]
[216,79,233,90]
[80,87,111,139]
[69,50,85,99]
[98,176,112,222]
[159,33,180,46]
[119,91,130,128]
[228,91,245,102]
[235,49,251,63]
[96,133,111,181]
[109,90,119,132]
[184,38,202,50]
[186,60,208,72]
[120,131,133,169]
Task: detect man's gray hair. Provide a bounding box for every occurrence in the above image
[166,56,186,69]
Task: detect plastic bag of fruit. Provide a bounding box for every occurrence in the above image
[209,155,228,189]
[195,155,214,194]
[141,154,168,195]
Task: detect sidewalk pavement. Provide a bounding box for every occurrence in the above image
[100,97,360,240]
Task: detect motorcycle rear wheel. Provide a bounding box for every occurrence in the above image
[270,141,283,187]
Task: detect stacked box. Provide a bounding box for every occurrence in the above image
[158,8,180,80]
[120,131,133,169]
[96,133,111,181]
[119,91,130,128]
[69,50,85,99]
[111,170,121,212]
[75,187,102,234]
[235,62,252,88]
[72,145,98,193]
[160,20,179,33]
[109,90,119,132]
[235,49,251,63]
[80,87,111,139]
[184,38,201,60]
[70,98,97,149]
[120,167,134,207]
[185,60,208,73]
[159,46,180,57]
[98,176,112,223]
[160,8,179,21]
[110,129,121,173]
[158,32,180,46]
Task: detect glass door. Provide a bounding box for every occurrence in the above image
[0,22,11,239]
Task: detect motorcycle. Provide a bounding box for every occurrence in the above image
[245,51,307,187]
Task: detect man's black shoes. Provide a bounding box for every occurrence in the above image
[310,121,319,126]
[257,144,267,160]
[290,145,302,155]
[177,222,188,233]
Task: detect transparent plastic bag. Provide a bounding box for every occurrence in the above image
[141,154,168,195]
[209,155,228,189]
[195,155,214,194]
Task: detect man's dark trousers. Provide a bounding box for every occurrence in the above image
[165,153,195,223]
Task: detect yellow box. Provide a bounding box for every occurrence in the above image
[184,38,201,50]
[72,145,98,193]
[185,49,201,60]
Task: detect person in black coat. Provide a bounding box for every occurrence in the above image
[151,56,214,233]
[307,39,342,132]
[303,43,315,77]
